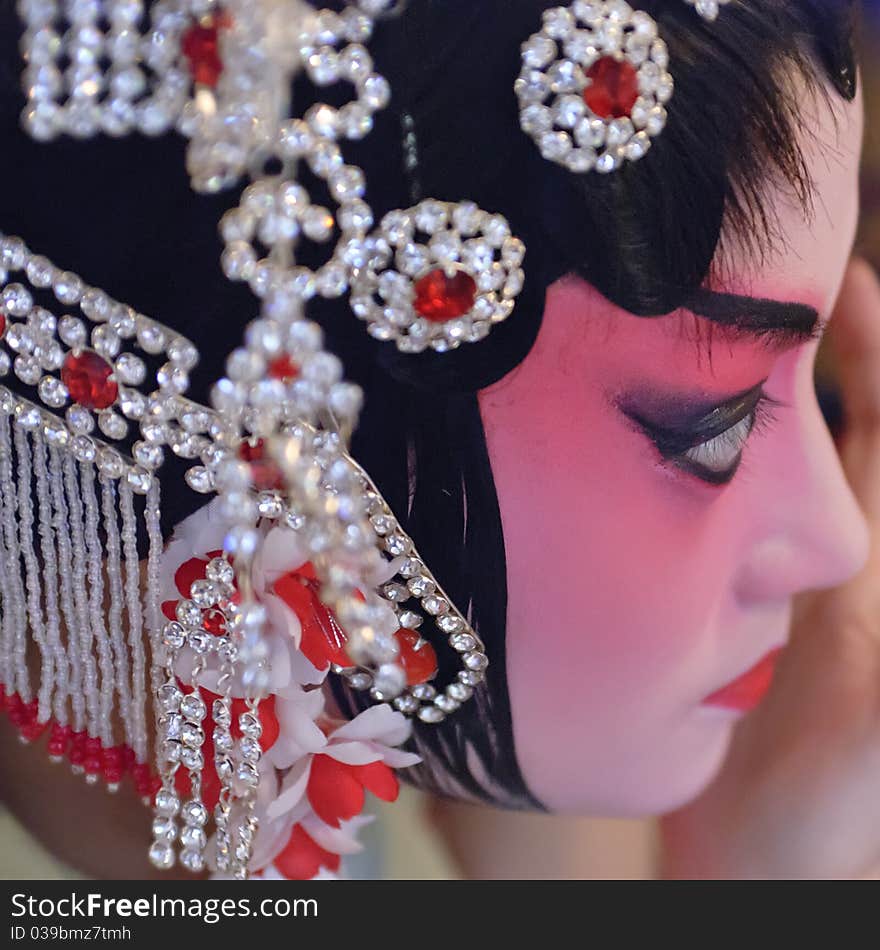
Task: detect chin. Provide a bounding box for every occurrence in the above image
[532,715,737,818]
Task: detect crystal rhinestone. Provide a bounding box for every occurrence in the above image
[185,466,214,494]
[96,448,124,478]
[213,728,234,754]
[447,682,474,703]
[61,350,118,410]
[418,705,445,724]
[450,632,477,653]
[114,352,146,386]
[155,788,180,817]
[37,376,67,408]
[180,694,206,722]
[53,272,84,306]
[206,557,234,587]
[181,722,203,748]
[423,596,449,616]
[437,614,464,634]
[148,841,175,870]
[413,269,477,322]
[70,435,97,462]
[393,693,419,714]
[180,825,207,852]
[212,700,231,726]
[179,848,205,873]
[458,669,485,687]
[180,746,203,771]
[411,682,436,701]
[346,671,373,691]
[584,56,639,120]
[236,762,260,788]
[14,355,41,385]
[14,404,41,429]
[238,712,262,739]
[126,467,152,494]
[397,610,423,630]
[152,816,177,842]
[371,662,407,700]
[162,622,186,649]
[158,683,182,713]
[97,410,128,440]
[464,651,489,672]
[434,694,460,714]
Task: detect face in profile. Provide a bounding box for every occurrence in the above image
[479,81,869,815]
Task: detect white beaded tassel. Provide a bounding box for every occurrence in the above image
[13,422,55,728]
[119,479,150,769]
[62,452,101,750]
[100,475,136,758]
[48,444,85,735]
[0,412,29,703]
[32,430,70,729]
[80,462,117,753]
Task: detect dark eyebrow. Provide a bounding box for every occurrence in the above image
[683,288,822,349]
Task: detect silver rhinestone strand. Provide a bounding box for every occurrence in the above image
[178,660,208,874]
[211,651,235,876]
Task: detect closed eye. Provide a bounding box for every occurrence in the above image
[667,396,781,485]
[619,385,782,487]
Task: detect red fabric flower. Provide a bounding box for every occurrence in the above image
[273,562,352,670]
[273,823,341,880]
[306,753,399,828]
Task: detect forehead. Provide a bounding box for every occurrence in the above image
[713,79,864,320]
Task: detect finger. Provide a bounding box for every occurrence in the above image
[829,258,880,431]
[827,259,880,523]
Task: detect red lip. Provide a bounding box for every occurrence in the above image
[702,648,783,713]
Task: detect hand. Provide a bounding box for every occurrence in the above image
[661,259,880,879]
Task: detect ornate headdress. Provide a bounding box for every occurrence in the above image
[2,0,728,879]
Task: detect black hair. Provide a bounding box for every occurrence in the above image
[322,0,860,808]
[0,1,860,808]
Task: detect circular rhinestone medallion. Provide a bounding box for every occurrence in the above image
[516,1,674,174]
[348,199,526,354]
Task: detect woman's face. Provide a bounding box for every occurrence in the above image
[478,83,869,815]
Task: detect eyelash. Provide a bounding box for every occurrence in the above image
[670,396,781,485]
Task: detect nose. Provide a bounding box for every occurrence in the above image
[734,389,870,602]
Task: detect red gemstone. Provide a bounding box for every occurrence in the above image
[268,354,300,383]
[202,608,226,636]
[0,311,6,338]
[583,56,640,120]
[62,350,118,410]
[413,268,478,322]
[239,439,284,492]
[395,628,438,686]
[181,16,228,88]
